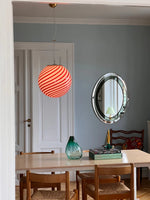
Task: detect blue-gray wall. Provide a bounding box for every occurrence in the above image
[14,23,150,151]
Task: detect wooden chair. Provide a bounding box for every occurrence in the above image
[84,164,134,200]
[110,129,144,190]
[110,129,144,150]
[27,170,78,200]
[19,151,61,200]
[76,150,121,200]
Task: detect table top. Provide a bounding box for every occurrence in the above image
[16,149,150,172]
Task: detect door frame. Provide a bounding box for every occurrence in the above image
[15,42,75,152]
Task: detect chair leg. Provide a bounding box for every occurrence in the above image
[20,182,24,200]
[83,190,87,200]
[73,189,78,200]
[137,168,141,190]
[82,179,88,200]
[76,177,80,200]
[57,183,61,190]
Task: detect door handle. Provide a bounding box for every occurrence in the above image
[24,119,31,123]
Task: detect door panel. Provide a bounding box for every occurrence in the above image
[42,98,60,141]
[31,44,74,153]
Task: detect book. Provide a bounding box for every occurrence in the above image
[89,148,122,160]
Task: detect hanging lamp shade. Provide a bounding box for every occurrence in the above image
[38,64,72,98]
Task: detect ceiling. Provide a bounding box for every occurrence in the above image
[13,2,150,24]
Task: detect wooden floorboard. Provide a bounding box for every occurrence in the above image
[136,178,150,200]
[16,178,150,200]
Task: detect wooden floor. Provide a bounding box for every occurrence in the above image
[136,178,150,200]
[16,178,150,200]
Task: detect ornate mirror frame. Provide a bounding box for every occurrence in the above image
[91,73,129,124]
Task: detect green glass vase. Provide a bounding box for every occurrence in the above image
[65,136,82,160]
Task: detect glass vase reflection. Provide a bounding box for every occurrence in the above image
[65,136,82,160]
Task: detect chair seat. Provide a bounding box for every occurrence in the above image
[31,190,75,200]
[87,182,130,195]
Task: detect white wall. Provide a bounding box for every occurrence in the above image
[0,1,15,200]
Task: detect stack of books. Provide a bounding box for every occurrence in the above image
[89,148,122,160]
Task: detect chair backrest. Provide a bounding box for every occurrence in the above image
[110,129,144,150]
[27,171,70,200]
[94,164,134,199]
[19,150,61,190]
[20,150,54,155]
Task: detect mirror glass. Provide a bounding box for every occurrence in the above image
[92,73,129,124]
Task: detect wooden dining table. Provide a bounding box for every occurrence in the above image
[16,149,150,200]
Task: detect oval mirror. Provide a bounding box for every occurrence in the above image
[91,73,129,124]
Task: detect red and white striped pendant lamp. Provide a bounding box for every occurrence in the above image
[38,4,72,98]
[38,64,72,98]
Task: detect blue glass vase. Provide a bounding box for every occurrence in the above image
[65,136,82,160]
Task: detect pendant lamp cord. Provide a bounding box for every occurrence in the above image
[52,6,57,65]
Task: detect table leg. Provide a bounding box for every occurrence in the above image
[134,166,137,200]
[137,168,141,190]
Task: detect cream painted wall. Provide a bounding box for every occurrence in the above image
[0,1,15,200]
[1,0,150,200]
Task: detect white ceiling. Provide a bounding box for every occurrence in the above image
[13,2,150,24]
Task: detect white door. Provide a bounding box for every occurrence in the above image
[31,43,74,153]
[14,49,32,155]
